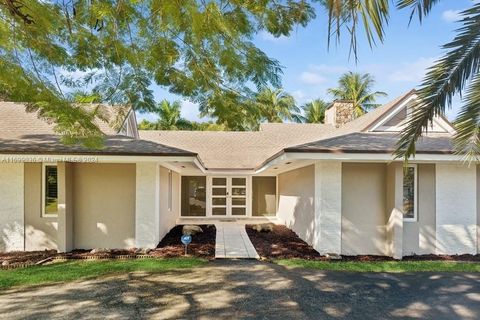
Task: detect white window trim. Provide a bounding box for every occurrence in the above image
[403,164,418,222]
[41,163,58,217]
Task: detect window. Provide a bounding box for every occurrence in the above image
[252,176,277,217]
[42,164,58,216]
[168,170,173,212]
[403,165,417,221]
[181,176,206,216]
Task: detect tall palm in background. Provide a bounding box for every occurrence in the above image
[298,99,329,123]
[327,72,386,117]
[151,100,192,130]
[255,88,301,123]
[322,0,480,159]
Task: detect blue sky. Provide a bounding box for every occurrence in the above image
[140,0,472,123]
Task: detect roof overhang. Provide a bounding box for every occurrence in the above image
[0,153,198,164]
[256,150,476,174]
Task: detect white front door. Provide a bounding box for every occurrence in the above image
[210,177,248,217]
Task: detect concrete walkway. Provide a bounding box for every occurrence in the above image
[215,224,259,259]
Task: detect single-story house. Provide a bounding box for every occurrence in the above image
[0,90,478,259]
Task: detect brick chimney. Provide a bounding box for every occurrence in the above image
[324,100,355,127]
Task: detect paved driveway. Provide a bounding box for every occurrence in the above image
[0,260,479,319]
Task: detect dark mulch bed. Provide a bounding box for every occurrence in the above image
[0,250,57,266]
[153,224,216,259]
[1,225,216,267]
[246,224,323,260]
[246,224,480,262]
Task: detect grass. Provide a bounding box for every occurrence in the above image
[0,257,206,290]
[276,259,480,273]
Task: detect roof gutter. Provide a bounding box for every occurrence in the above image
[0,153,198,164]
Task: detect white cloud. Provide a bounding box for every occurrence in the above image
[259,30,290,43]
[388,57,436,83]
[442,10,461,22]
[299,71,327,85]
[291,90,309,104]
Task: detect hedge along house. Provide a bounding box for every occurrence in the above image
[0,90,478,259]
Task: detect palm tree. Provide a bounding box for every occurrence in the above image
[255,88,300,123]
[303,99,329,123]
[138,119,157,130]
[328,72,386,117]
[153,100,192,130]
[322,1,480,160]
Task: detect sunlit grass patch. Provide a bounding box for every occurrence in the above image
[276,259,480,273]
[0,257,206,290]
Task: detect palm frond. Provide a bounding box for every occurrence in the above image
[395,4,480,160]
[453,74,480,161]
[321,0,389,59]
[396,0,442,24]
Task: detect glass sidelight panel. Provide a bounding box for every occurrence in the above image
[403,166,417,220]
[232,207,246,216]
[212,187,227,196]
[212,198,227,206]
[232,178,246,186]
[181,176,206,216]
[43,164,58,216]
[212,207,227,216]
[231,187,246,196]
[212,177,227,186]
[231,197,246,206]
[252,176,276,216]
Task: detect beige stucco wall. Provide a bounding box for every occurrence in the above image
[159,166,180,241]
[277,165,315,245]
[0,163,25,251]
[73,163,136,249]
[385,162,403,258]
[24,163,58,251]
[342,163,388,255]
[403,164,436,255]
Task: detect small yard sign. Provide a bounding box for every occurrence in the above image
[181,234,192,255]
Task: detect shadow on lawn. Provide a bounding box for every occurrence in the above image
[0,260,479,319]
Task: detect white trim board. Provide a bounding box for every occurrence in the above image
[369,93,455,133]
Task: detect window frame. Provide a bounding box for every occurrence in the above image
[180,176,207,217]
[403,164,418,222]
[41,163,59,218]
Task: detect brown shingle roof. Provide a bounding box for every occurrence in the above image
[0,134,195,156]
[139,123,337,169]
[285,132,453,154]
[0,102,195,156]
[0,91,455,164]
[0,101,125,137]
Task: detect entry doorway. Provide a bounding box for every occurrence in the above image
[210,177,248,217]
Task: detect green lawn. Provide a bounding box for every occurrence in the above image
[0,258,206,290]
[277,259,480,273]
